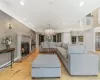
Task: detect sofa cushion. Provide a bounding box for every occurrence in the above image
[56,47,67,53]
[62,43,68,50]
[56,42,62,47]
[68,45,85,54]
[32,54,61,68]
[57,47,68,60]
[49,42,56,48]
[41,42,49,48]
[62,52,68,60]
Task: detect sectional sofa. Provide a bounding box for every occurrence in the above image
[40,42,99,75]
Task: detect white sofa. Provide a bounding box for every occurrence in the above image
[40,42,99,75]
[57,44,99,75]
[67,53,98,75]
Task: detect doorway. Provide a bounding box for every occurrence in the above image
[95,32,100,72]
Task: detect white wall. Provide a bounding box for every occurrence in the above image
[61,31,84,44]
[61,30,95,53]
[0,10,36,66]
[62,32,71,43]
[83,29,95,53]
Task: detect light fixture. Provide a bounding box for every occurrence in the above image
[67,29,71,32]
[45,24,55,36]
[29,22,32,25]
[8,24,12,30]
[20,0,24,6]
[79,1,84,7]
[63,22,66,24]
[24,18,26,20]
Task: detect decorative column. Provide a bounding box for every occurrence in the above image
[36,33,39,48]
[29,37,32,52]
[17,34,21,59]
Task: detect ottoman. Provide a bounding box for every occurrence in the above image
[31,54,61,78]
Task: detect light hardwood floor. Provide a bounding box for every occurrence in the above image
[0,49,100,80]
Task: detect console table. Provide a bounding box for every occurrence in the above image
[0,48,15,68]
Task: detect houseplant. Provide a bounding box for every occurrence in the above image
[2,36,12,49]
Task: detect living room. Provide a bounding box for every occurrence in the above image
[0,0,100,80]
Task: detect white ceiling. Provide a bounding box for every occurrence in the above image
[0,0,100,32]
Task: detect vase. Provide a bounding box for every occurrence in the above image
[6,45,10,49]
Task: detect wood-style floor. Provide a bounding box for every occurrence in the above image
[0,49,100,80]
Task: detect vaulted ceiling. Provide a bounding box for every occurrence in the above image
[0,0,100,33]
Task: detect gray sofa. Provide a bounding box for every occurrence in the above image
[40,42,99,75]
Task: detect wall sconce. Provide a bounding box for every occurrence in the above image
[8,24,12,30]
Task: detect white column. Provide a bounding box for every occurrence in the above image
[36,33,39,48]
[29,37,32,52]
[62,32,71,43]
[17,34,21,59]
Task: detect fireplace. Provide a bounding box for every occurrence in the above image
[21,42,29,57]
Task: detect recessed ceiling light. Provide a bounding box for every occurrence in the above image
[29,22,31,24]
[24,18,26,20]
[63,22,66,24]
[20,1,24,6]
[79,1,84,7]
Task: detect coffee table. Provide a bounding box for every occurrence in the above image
[31,54,61,78]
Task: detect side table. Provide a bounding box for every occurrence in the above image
[0,48,15,68]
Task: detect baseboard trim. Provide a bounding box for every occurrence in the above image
[0,57,19,69]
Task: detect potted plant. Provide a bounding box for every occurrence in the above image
[2,36,12,49]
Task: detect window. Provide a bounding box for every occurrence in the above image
[57,33,61,42]
[71,36,77,44]
[53,35,56,42]
[39,35,44,45]
[53,33,62,42]
[78,36,83,42]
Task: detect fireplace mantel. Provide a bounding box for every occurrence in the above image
[17,33,32,59]
[17,33,32,37]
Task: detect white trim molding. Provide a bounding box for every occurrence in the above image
[0,57,19,69]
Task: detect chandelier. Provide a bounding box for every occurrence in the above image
[45,24,55,36]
